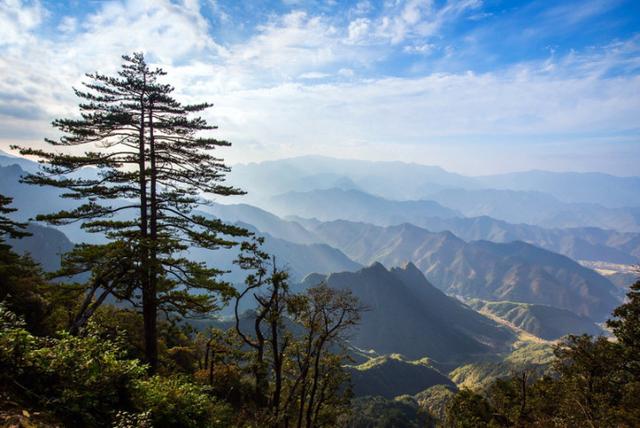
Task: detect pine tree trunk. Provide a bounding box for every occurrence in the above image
[138,77,157,373]
[146,99,159,373]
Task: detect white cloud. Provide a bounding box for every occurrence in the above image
[299,71,331,79]
[338,68,355,77]
[403,42,434,54]
[352,1,373,16]
[347,18,371,43]
[0,0,45,47]
[0,0,639,175]
[345,0,480,46]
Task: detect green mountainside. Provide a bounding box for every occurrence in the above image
[450,342,555,391]
[349,354,455,398]
[467,299,602,340]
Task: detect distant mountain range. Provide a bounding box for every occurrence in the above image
[402,216,640,265]
[476,170,640,209]
[426,188,640,232]
[306,220,620,321]
[227,155,478,203]
[4,151,626,404]
[229,155,640,209]
[0,152,627,332]
[269,188,460,224]
[199,201,640,266]
[199,203,318,245]
[301,262,515,362]
[269,186,640,233]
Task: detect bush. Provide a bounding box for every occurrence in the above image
[30,330,147,424]
[131,375,233,428]
[0,306,146,426]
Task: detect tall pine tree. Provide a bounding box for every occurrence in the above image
[16,53,246,371]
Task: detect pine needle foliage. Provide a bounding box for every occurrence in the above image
[14,52,247,371]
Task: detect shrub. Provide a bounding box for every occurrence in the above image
[30,330,146,424]
[131,375,233,428]
[0,307,146,426]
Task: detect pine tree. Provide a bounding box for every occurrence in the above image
[15,53,247,372]
[0,194,30,241]
[607,277,640,377]
[0,194,51,333]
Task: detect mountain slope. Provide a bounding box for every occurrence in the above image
[414,216,640,264]
[349,354,455,398]
[200,203,318,245]
[7,223,74,272]
[467,299,602,340]
[269,188,460,226]
[186,227,361,285]
[450,342,555,391]
[309,220,620,321]
[301,262,514,361]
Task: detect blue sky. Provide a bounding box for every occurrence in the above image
[0,0,639,174]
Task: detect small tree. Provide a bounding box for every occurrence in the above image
[16,53,246,372]
[234,241,362,427]
[607,278,640,377]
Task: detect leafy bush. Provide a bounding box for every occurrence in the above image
[30,331,147,424]
[131,375,233,428]
[0,306,146,426]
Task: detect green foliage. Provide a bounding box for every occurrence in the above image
[112,410,153,428]
[30,331,146,424]
[607,279,640,376]
[0,241,55,335]
[445,389,494,428]
[341,395,434,428]
[131,376,232,428]
[15,52,248,370]
[1,303,235,427]
[447,279,640,427]
[0,312,146,425]
[0,193,29,240]
[450,341,554,392]
[414,384,457,424]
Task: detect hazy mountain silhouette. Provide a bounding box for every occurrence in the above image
[476,170,640,209]
[269,188,460,225]
[427,188,640,232]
